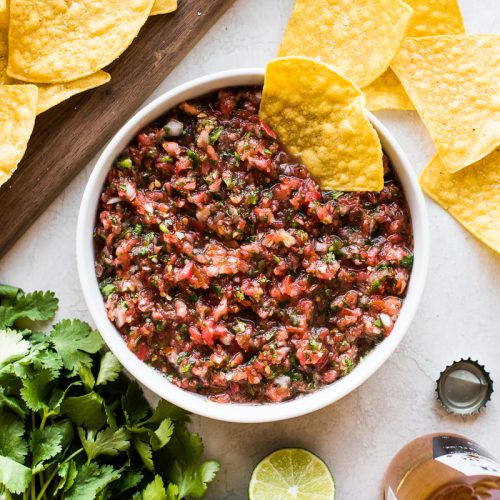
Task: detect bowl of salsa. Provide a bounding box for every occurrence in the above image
[77,69,429,423]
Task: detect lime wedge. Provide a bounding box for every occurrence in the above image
[249,448,335,500]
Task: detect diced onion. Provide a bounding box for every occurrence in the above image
[165,119,183,137]
[380,313,391,328]
[278,229,297,248]
[274,375,291,388]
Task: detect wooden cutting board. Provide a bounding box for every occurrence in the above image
[0,0,235,258]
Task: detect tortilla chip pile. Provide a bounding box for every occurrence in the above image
[261,0,499,253]
[0,0,178,188]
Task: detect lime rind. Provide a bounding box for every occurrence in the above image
[249,448,335,500]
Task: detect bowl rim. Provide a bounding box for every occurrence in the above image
[76,67,429,423]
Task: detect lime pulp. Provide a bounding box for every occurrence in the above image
[249,448,335,500]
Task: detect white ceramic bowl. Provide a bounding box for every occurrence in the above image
[77,68,429,423]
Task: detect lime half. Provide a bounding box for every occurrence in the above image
[249,448,335,500]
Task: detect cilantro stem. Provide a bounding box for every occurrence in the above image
[34,448,84,500]
[40,471,47,500]
[31,413,36,500]
[35,466,57,500]
[39,409,48,431]
[5,489,13,500]
[63,447,84,463]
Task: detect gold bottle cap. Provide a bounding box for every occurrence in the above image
[436,359,493,416]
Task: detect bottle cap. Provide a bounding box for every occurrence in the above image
[436,359,493,416]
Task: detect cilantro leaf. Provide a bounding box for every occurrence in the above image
[142,475,167,500]
[50,319,103,375]
[133,436,154,471]
[167,429,203,464]
[65,463,121,500]
[35,348,64,377]
[47,380,82,413]
[79,365,95,390]
[122,381,150,425]
[170,460,220,499]
[0,387,27,418]
[143,399,189,426]
[151,418,174,451]
[62,392,107,430]
[111,470,144,495]
[78,426,130,462]
[0,291,58,328]
[0,328,30,368]
[55,460,78,495]
[0,284,22,301]
[104,400,119,430]
[0,455,32,494]
[11,291,58,323]
[31,420,73,473]
[166,483,180,500]
[20,369,54,411]
[0,409,28,463]
[96,351,121,386]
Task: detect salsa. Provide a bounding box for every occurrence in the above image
[94,87,413,403]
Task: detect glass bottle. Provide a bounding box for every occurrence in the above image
[383,433,500,499]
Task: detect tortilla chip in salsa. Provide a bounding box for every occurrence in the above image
[260,57,383,192]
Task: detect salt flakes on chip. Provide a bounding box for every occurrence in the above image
[0,85,38,187]
[392,35,500,173]
[151,0,177,16]
[259,57,383,192]
[278,0,412,88]
[420,150,500,254]
[7,0,154,83]
[363,0,465,111]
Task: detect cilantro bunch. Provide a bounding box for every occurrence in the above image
[0,285,219,500]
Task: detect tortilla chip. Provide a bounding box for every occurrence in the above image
[0,1,6,76]
[363,0,465,111]
[392,35,500,173]
[277,0,412,88]
[35,71,111,115]
[363,69,414,111]
[0,85,38,187]
[0,10,110,114]
[405,0,464,38]
[259,57,383,192]
[151,0,177,15]
[7,0,154,83]
[420,151,500,254]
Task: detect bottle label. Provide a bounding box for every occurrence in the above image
[433,435,500,478]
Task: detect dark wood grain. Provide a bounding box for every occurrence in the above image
[0,0,235,257]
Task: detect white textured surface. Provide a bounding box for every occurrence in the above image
[1,1,499,498]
